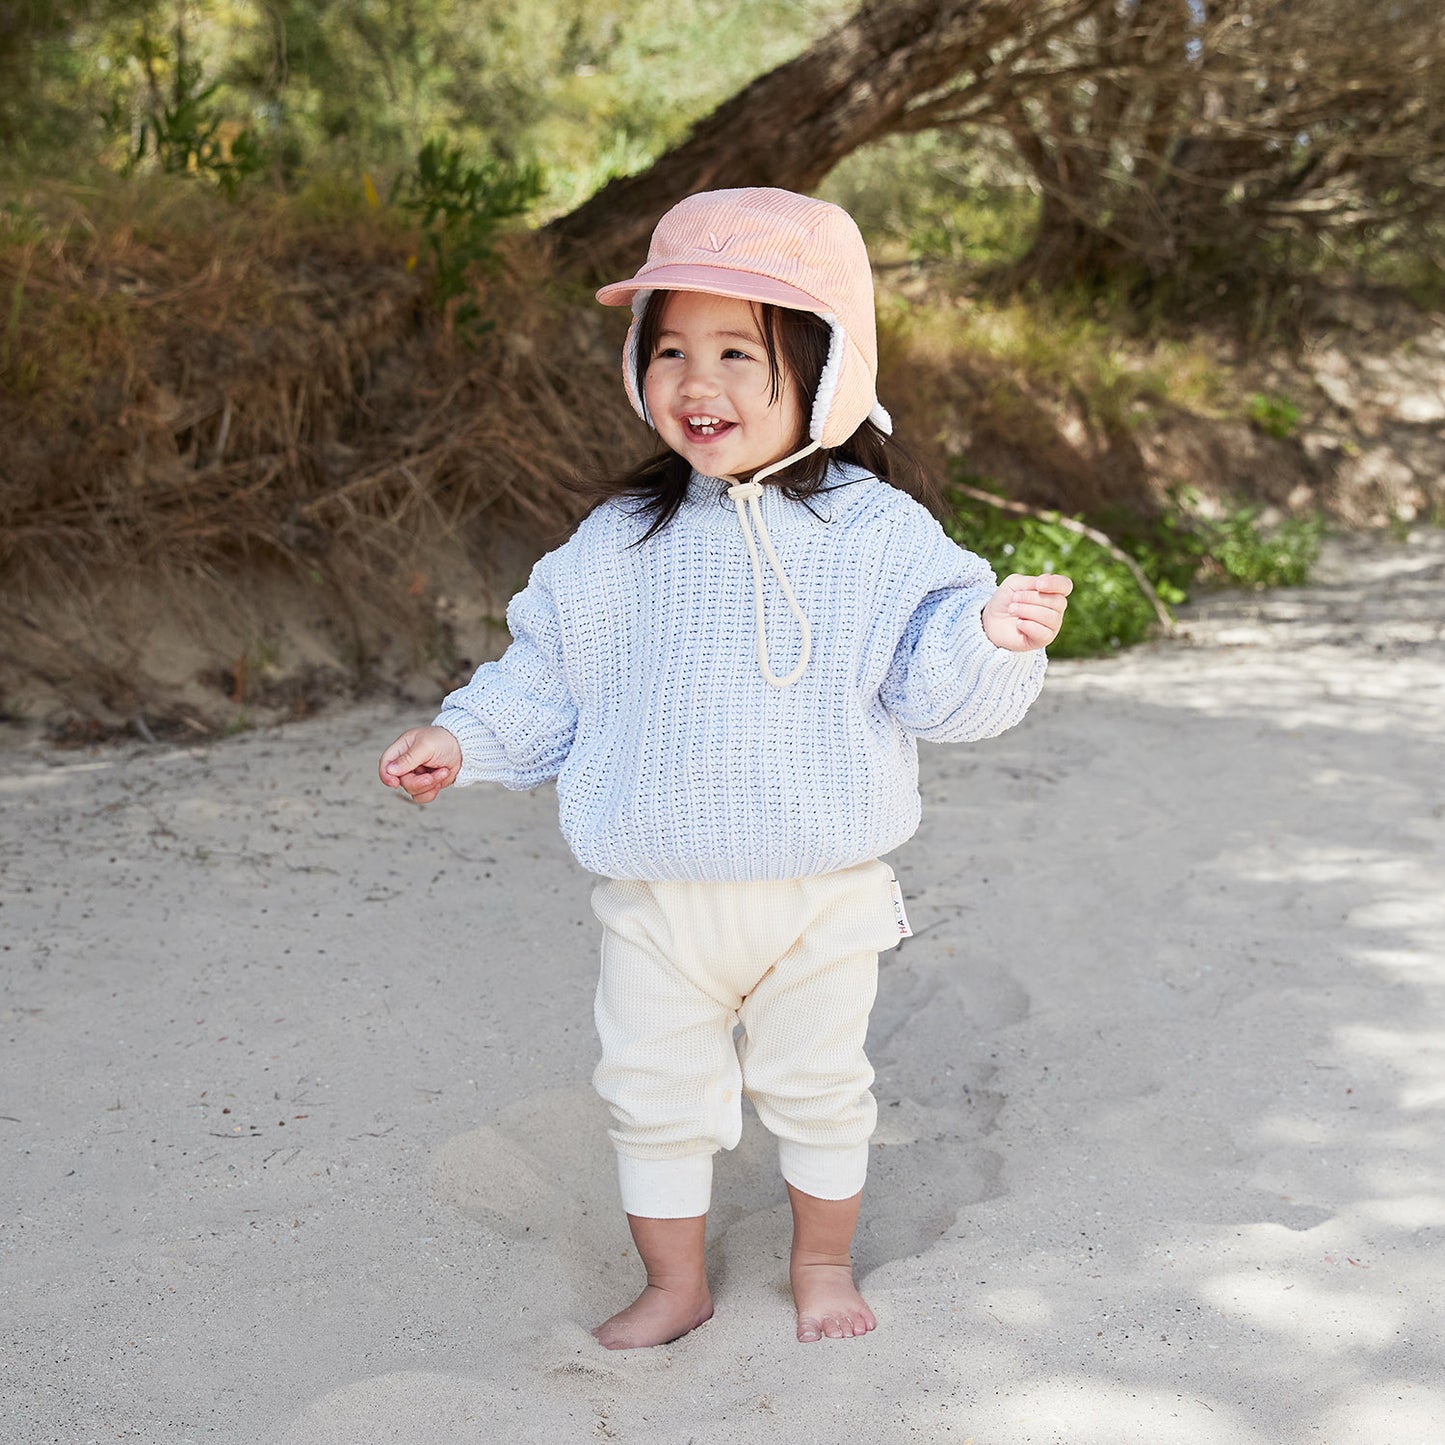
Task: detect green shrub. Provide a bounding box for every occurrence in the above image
[106,44,269,197]
[1207,505,1323,587]
[945,472,1325,657]
[1115,488,1324,590]
[944,485,1161,658]
[393,140,543,336]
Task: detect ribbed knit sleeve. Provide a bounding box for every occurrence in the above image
[432,559,578,790]
[879,539,1047,743]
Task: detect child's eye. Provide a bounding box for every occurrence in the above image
[653,346,684,360]
[723,348,755,361]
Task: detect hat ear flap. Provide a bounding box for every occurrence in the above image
[622,289,654,427]
[810,314,892,448]
[808,315,845,444]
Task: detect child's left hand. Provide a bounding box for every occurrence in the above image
[981,573,1073,652]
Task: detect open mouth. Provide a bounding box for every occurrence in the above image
[683,415,736,439]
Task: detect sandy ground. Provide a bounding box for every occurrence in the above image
[3,530,1443,1445]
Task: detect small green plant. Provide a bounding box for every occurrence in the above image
[1247,391,1301,439]
[1206,505,1323,587]
[1108,494,1323,593]
[394,140,543,336]
[944,483,1161,658]
[110,48,269,197]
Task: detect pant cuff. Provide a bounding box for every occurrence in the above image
[778,1139,870,1200]
[616,1151,714,1218]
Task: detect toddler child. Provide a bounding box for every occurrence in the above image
[379,187,1071,1350]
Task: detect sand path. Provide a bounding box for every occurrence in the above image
[3,531,1442,1444]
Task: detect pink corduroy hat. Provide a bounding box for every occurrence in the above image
[595,187,892,450]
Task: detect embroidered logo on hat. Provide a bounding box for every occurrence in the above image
[702,231,732,253]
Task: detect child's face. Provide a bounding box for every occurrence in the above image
[643,291,806,480]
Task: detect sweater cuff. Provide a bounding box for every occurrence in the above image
[432,706,514,787]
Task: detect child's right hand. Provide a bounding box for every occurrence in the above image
[378,726,463,805]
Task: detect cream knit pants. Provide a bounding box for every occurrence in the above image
[590,858,904,1219]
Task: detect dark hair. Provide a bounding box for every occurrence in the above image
[572,291,938,542]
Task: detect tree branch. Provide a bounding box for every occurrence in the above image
[541,0,1100,279]
[951,482,1176,633]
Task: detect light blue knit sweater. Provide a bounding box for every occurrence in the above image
[435,464,1046,881]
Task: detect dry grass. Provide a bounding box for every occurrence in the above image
[0,177,643,728]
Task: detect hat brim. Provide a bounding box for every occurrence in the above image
[596,264,827,316]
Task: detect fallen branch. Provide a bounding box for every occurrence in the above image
[950,481,1175,633]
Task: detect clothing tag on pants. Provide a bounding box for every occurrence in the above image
[889,877,913,938]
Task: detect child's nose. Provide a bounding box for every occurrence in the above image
[679,362,719,397]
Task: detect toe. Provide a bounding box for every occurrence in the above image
[797,1316,822,1343]
[822,1315,845,1339]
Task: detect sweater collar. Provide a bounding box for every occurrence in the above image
[677,461,874,536]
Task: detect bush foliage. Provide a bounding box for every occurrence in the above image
[394,140,544,333]
[945,477,1326,658]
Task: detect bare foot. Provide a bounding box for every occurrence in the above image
[591,1282,714,1350]
[790,1260,877,1343]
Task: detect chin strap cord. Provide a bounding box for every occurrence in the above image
[725,440,821,689]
